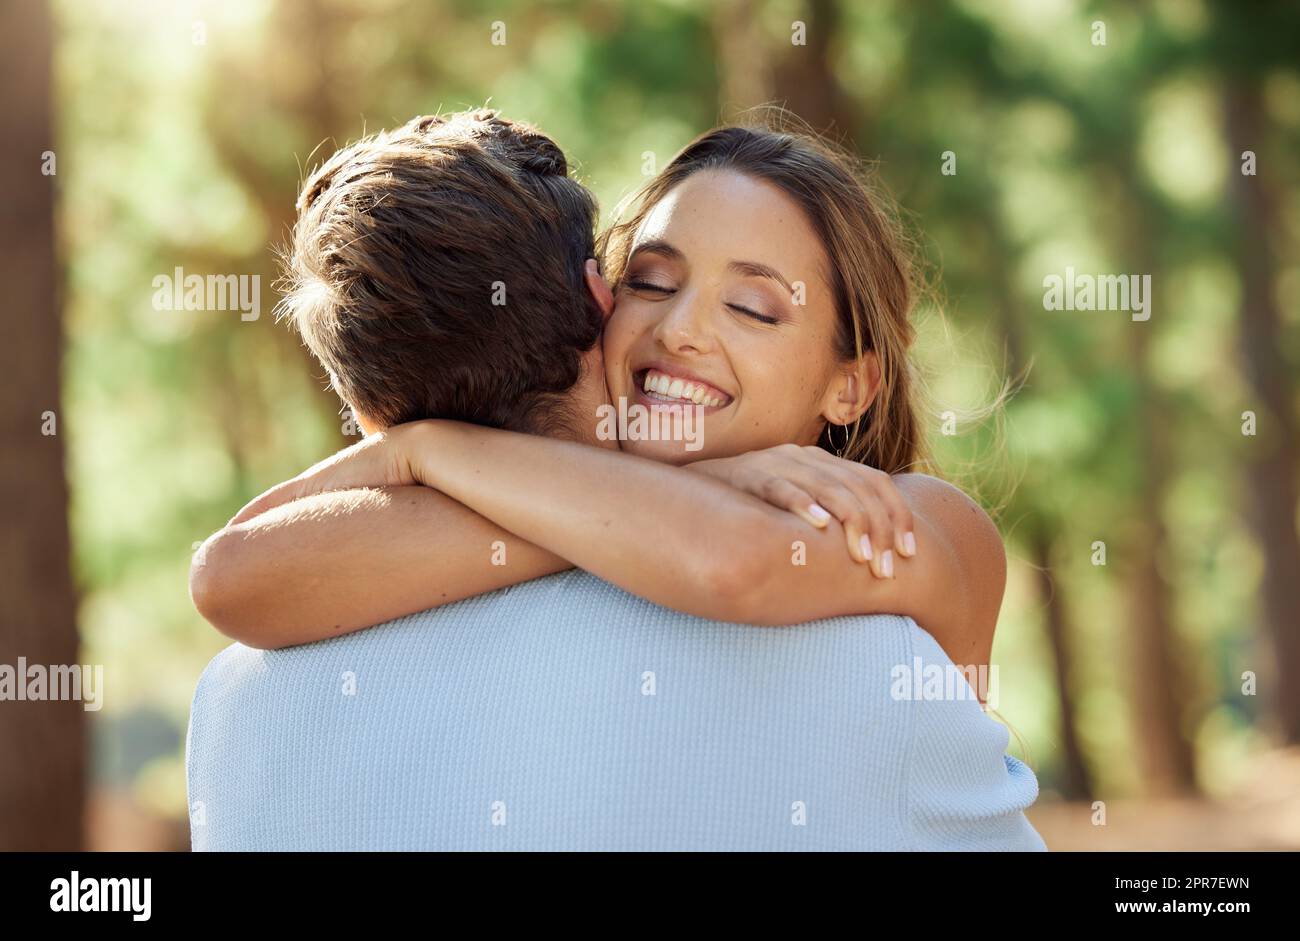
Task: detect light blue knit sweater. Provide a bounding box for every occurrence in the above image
[186,570,1045,851]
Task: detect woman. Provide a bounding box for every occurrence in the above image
[192,116,1006,673]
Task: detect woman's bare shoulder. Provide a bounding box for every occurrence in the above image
[893,473,1007,666]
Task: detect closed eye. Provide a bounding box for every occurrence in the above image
[626,279,674,294]
[728,303,779,325]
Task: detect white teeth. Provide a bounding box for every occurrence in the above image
[641,369,726,406]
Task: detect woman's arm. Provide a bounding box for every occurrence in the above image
[198,420,1003,666]
[189,485,570,649]
[388,422,1005,669]
[188,426,829,651]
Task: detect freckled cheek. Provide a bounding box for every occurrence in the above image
[753,348,814,396]
[608,301,657,345]
[602,308,643,369]
[742,350,827,434]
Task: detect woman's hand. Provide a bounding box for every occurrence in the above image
[688,444,916,578]
[228,423,433,526]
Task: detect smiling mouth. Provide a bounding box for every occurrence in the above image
[632,368,733,410]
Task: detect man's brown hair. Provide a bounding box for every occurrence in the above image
[278,109,602,433]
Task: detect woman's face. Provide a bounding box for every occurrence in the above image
[602,168,857,464]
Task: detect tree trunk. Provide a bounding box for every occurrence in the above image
[1224,80,1300,744]
[1105,156,1199,795]
[770,0,859,140]
[1032,533,1094,799]
[1128,306,1199,795]
[0,0,84,850]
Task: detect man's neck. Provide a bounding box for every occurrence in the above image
[553,354,618,449]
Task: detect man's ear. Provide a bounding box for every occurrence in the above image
[820,351,881,426]
[584,258,614,322]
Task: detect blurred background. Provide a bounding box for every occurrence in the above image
[2,0,1298,850]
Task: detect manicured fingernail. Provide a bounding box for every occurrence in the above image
[808,503,831,524]
[903,531,916,556]
[882,549,894,578]
[859,535,873,560]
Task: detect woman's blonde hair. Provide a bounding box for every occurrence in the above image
[597,108,930,474]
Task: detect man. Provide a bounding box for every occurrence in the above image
[186,110,1045,850]
[188,109,615,646]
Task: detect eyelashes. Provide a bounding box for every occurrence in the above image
[625,280,780,325]
[625,279,673,294]
[728,304,779,325]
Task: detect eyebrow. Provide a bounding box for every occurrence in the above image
[629,239,794,293]
[628,239,684,264]
[728,259,793,293]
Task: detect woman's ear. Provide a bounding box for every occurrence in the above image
[820,351,881,426]
[584,259,614,321]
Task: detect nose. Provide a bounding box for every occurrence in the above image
[651,288,715,356]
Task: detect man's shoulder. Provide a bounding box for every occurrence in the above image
[392,568,634,626]
[394,570,924,648]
